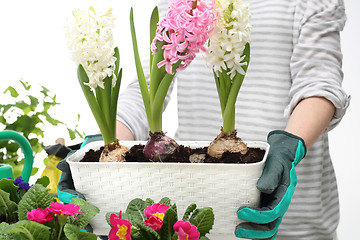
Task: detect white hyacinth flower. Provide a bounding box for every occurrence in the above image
[66,7,116,89]
[205,0,251,80]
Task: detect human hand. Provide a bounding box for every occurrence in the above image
[235,130,306,239]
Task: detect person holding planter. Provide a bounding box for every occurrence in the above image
[116,0,349,239]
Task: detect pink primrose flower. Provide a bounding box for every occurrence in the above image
[144,203,170,220]
[48,202,82,220]
[151,0,217,74]
[109,211,132,240]
[27,208,54,224]
[174,220,200,240]
[144,215,164,231]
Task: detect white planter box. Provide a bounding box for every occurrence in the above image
[67,141,269,239]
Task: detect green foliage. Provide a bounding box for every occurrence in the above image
[67,198,100,230]
[106,197,214,240]
[0,79,84,178]
[0,182,98,240]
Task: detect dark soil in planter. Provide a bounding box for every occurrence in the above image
[80,145,265,164]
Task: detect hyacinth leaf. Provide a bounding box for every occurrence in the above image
[68,198,100,230]
[159,207,177,240]
[110,68,122,132]
[77,65,112,143]
[0,179,20,204]
[114,47,120,78]
[0,190,18,222]
[126,198,147,222]
[182,203,197,221]
[223,42,250,134]
[17,184,52,221]
[149,40,166,106]
[151,61,181,132]
[189,207,215,237]
[150,6,159,71]
[63,223,97,240]
[130,8,151,126]
[7,220,51,240]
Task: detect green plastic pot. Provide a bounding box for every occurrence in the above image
[0,130,33,183]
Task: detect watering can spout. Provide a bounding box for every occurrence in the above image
[0,130,33,183]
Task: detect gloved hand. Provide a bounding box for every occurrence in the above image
[235,130,306,239]
[56,134,103,204]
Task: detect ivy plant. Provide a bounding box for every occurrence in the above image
[0,79,84,178]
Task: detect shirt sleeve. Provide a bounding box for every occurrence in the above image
[285,0,350,130]
[116,0,173,140]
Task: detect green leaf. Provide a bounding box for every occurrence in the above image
[145,198,155,206]
[149,6,159,72]
[3,86,19,98]
[68,198,100,230]
[0,189,18,222]
[189,207,214,237]
[17,184,52,221]
[182,203,197,221]
[34,176,50,188]
[132,220,160,240]
[159,197,171,205]
[159,207,177,240]
[125,198,147,222]
[130,7,152,129]
[199,236,210,240]
[0,178,20,204]
[63,223,97,240]
[7,220,51,240]
[19,79,31,91]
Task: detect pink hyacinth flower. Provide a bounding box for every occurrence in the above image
[174,220,200,240]
[109,211,132,240]
[151,0,217,74]
[48,202,82,220]
[27,208,54,224]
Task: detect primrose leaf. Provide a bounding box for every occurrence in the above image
[159,207,177,240]
[7,220,51,240]
[182,203,197,221]
[159,197,171,205]
[0,178,20,204]
[17,184,52,220]
[63,223,97,240]
[145,198,155,206]
[34,176,50,188]
[68,198,100,229]
[189,207,214,237]
[0,190,18,222]
[125,198,147,222]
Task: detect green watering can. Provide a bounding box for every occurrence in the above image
[0,130,33,183]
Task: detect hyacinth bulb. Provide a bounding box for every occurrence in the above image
[143,132,179,161]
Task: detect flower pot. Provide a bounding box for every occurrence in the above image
[67,140,269,239]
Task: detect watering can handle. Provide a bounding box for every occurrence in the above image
[0,130,33,183]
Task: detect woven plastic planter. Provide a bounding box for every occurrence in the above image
[67,140,269,239]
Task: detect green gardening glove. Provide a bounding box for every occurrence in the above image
[236,130,306,239]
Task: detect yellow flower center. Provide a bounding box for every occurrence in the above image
[178,233,189,240]
[116,224,128,239]
[154,212,165,221]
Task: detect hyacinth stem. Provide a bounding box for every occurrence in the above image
[77,47,122,145]
[218,43,250,135]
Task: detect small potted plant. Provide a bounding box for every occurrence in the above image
[65,1,269,238]
[0,176,99,239]
[105,197,214,240]
[66,6,128,162]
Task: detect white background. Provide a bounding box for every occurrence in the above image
[0,1,359,239]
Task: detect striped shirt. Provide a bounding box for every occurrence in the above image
[117,0,350,239]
